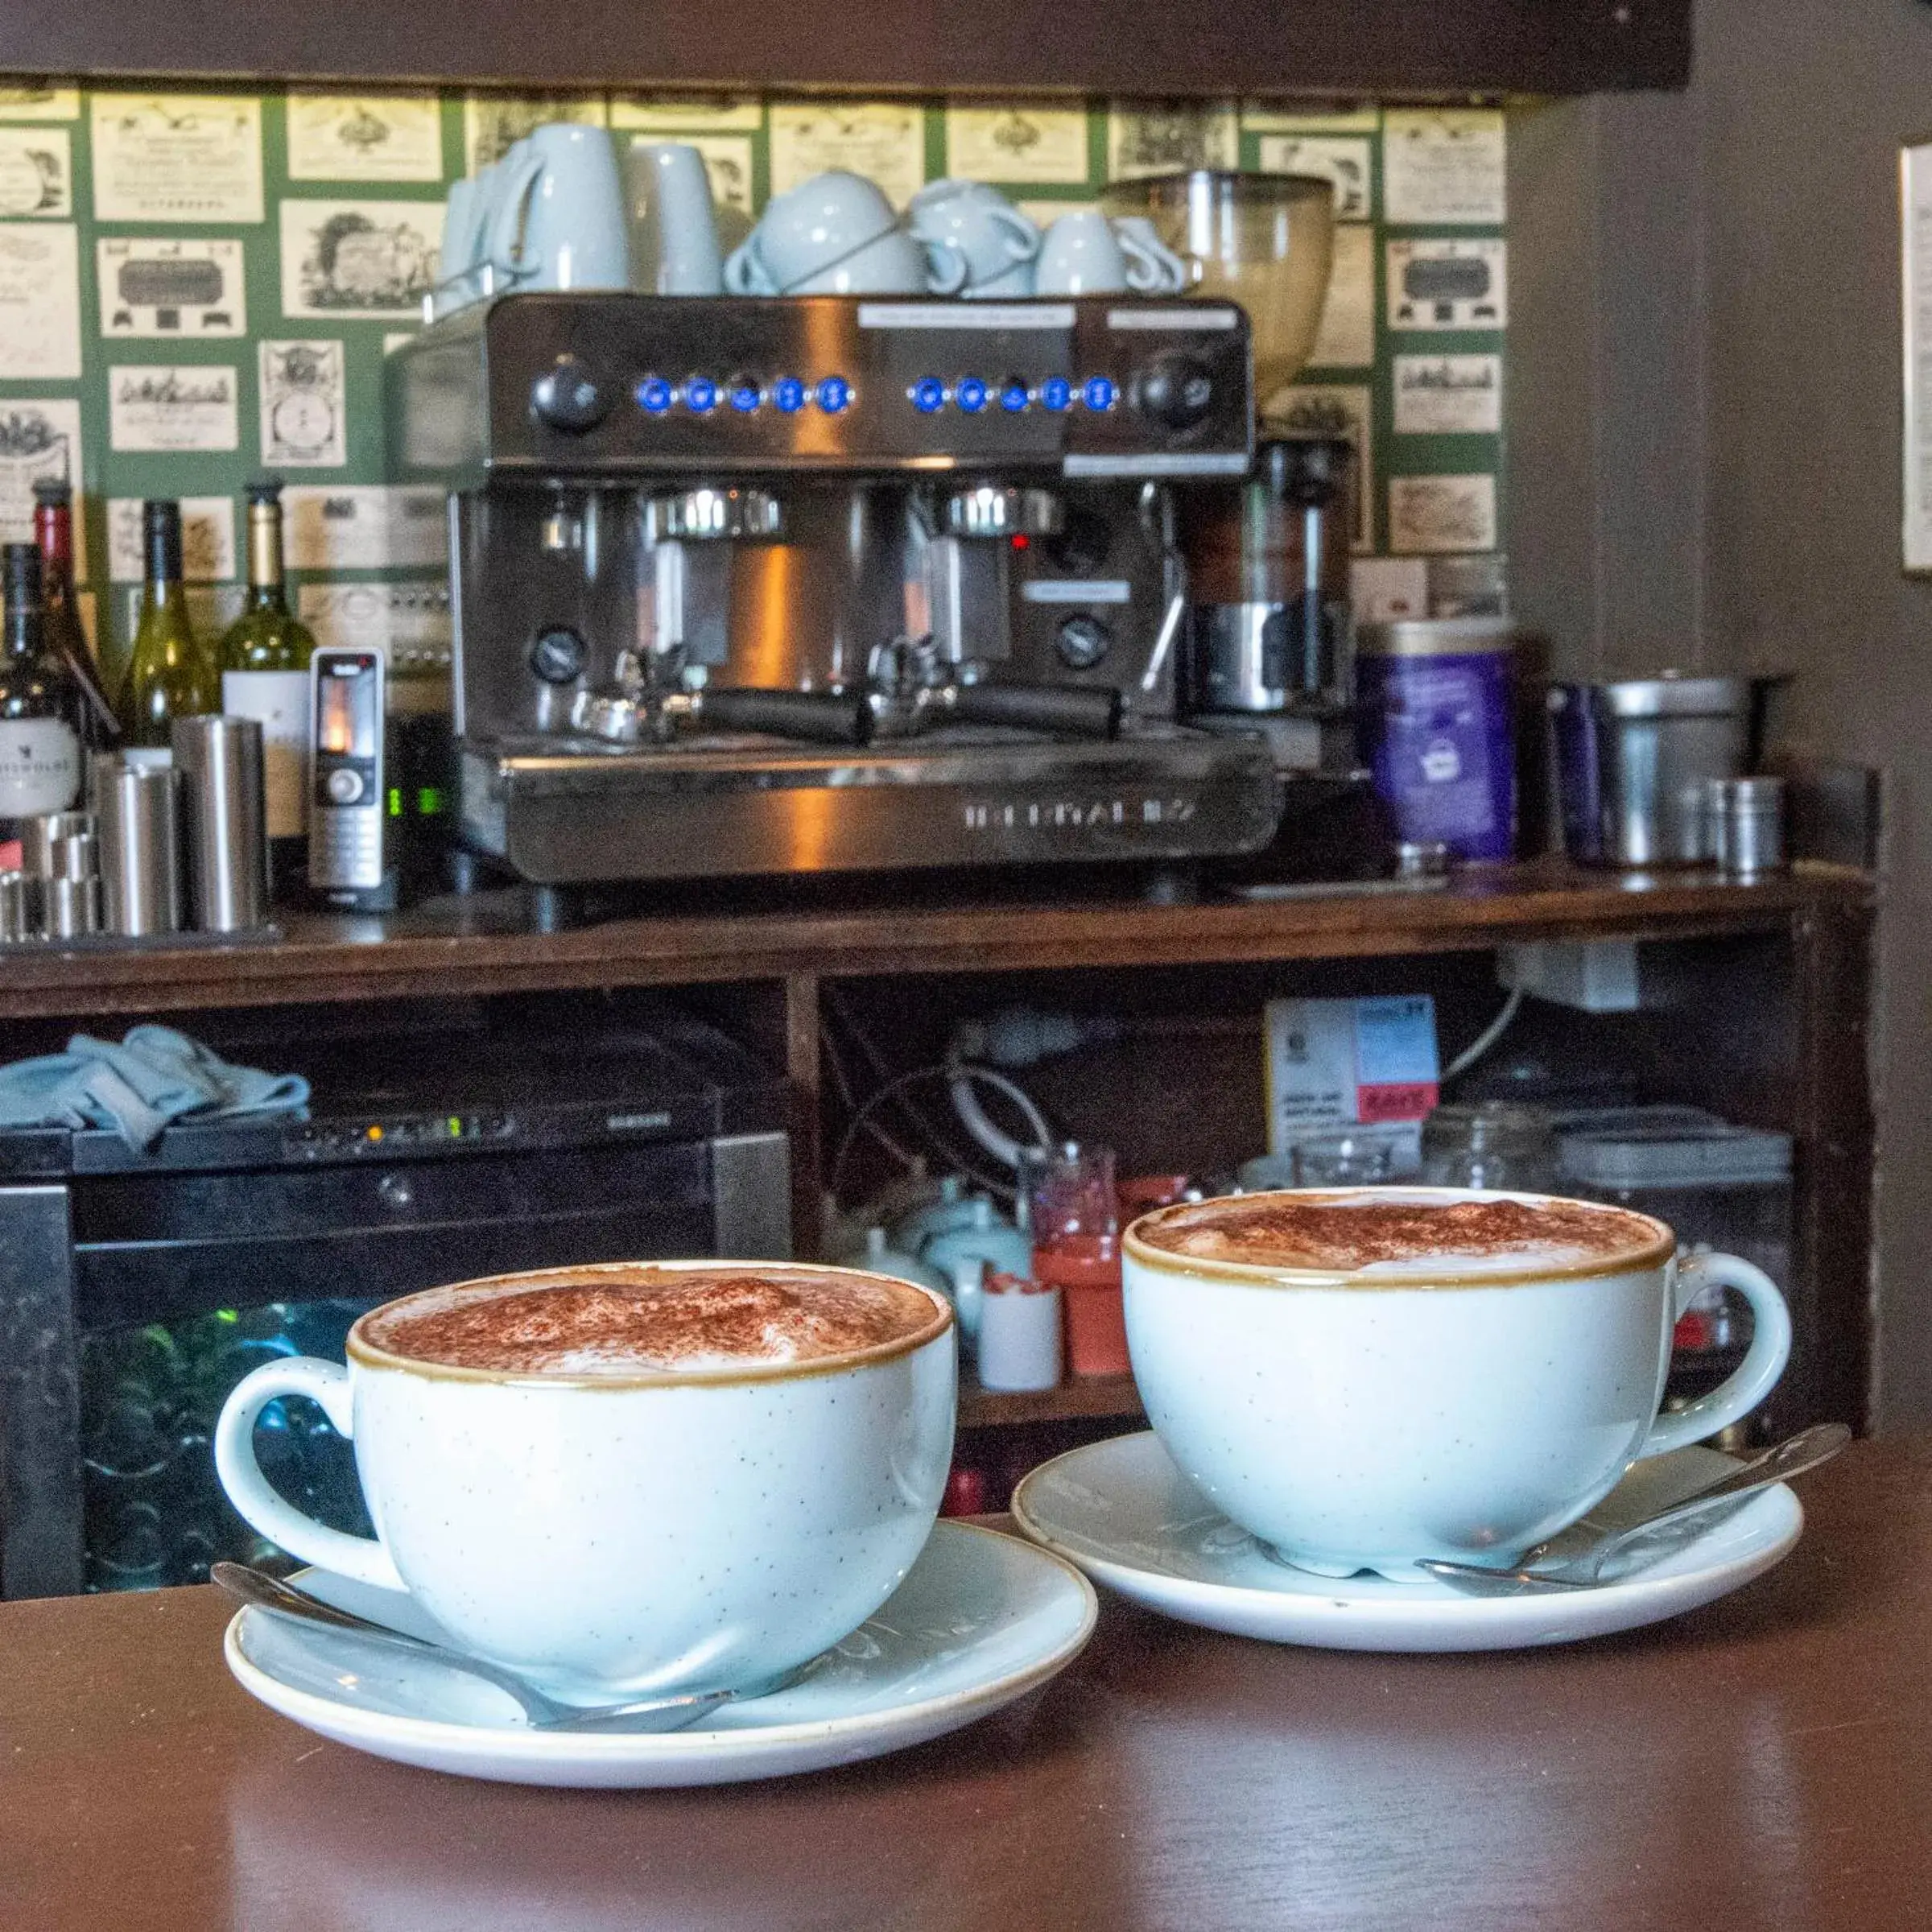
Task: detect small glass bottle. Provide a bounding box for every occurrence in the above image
[0,543,84,860]
[120,500,218,748]
[220,478,317,893]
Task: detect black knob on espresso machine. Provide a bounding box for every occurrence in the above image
[1133,353,1217,433]
[530,354,611,434]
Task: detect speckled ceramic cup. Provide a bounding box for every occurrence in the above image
[214,1261,956,1699]
[1123,1188,1791,1581]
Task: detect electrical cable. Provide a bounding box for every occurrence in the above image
[818,1018,926,1178]
[947,1056,1054,1170]
[829,1064,1042,1204]
[1443,986,1525,1081]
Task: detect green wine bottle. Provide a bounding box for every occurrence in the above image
[120,499,218,748]
[220,478,317,890]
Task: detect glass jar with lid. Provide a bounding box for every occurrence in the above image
[1420,1102,1558,1192]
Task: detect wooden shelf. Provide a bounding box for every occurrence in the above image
[959,1373,1143,1431]
[0,861,1871,1022]
[0,0,1691,99]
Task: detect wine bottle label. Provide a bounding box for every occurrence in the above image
[223,669,312,840]
[0,717,80,818]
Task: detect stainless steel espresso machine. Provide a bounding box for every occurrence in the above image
[386,292,1282,883]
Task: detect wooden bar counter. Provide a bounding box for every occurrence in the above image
[2,1435,1929,1930]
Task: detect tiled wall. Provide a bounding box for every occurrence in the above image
[0,84,1509,685]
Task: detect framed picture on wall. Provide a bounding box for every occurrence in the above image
[1899,141,1932,570]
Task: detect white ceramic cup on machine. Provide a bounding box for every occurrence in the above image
[1034,210,1186,295]
[214,1260,957,1700]
[487,123,634,292]
[725,169,967,295]
[632,141,724,295]
[1122,1187,1793,1582]
[431,175,485,316]
[907,179,1042,298]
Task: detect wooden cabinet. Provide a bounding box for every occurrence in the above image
[0,0,1690,97]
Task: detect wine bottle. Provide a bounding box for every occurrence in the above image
[219,477,317,891]
[31,477,120,753]
[0,543,83,865]
[120,499,218,749]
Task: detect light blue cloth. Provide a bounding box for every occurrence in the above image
[0,1025,309,1153]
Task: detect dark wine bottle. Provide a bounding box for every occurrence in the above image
[31,477,120,753]
[0,543,84,865]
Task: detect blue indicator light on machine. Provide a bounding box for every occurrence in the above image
[1040,375,1073,412]
[685,378,719,414]
[956,378,989,414]
[1082,375,1118,412]
[815,376,852,413]
[910,378,947,414]
[637,377,673,415]
[1000,382,1030,414]
[773,376,807,413]
[729,382,762,413]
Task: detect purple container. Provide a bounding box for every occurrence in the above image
[1354,618,1517,862]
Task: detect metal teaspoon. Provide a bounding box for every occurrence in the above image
[214,1562,735,1733]
[1414,1422,1851,1596]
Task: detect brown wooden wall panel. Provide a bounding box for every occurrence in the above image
[0,0,1690,98]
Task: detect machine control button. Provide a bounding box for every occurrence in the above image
[1081,375,1118,413]
[685,377,719,414]
[815,376,852,413]
[1040,375,1074,412]
[728,378,762,413]
[1133,353,1215,431]
[530,354,610,433]
[326,768,365,805]
[1056,613,1114,670]
[999,380,1030,414]
[910,377,947,414]
[956,377,989,414]
[528,626,587,685]
[636,376,674,415]
[773,376,807,413]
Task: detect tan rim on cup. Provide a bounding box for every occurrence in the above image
[1122,1187,1678,1290]
[347,1258,955,1390]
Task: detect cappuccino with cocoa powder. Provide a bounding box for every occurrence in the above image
[1131,1189,1666,1278]
[361,1262,947,1377]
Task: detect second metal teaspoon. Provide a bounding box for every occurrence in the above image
[1414,1422,1850,1596]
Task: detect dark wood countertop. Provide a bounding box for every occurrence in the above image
[2,1432,1928,1930]
[0,859,1874,1018]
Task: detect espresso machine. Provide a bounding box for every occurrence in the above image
[386,292,1282,884]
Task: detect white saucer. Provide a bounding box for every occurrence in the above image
[224,1521,1096,1787]
[1010,1430,1802,1653]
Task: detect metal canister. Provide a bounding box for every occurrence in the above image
[1707,774,1785,877]
[1354,618,1517,861]
[91,758,184,936]
[46,873,102,939]
[0,869,36,941]
[171,716,270,932]
[22,810,91,877]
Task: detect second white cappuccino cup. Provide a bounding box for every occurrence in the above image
[215,1261,956,1700]
[1123,1188,1792,1581]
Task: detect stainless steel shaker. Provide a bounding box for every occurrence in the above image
[91,757,184,935]
[171,716,270,932]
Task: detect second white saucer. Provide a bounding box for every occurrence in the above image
[1011,1430,1801,1653]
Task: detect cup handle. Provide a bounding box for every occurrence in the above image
[919,234,970,296]
[485,148,543,277]
[724,240,770,295]
[213,1356,406,1591]
[993,206,1043,262]
[1635,1252,1793,1459]
[1115,221,1173,293]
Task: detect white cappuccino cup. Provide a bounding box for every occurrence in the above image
[215,1261,956,1699]
[1123,1188,1792,1581]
